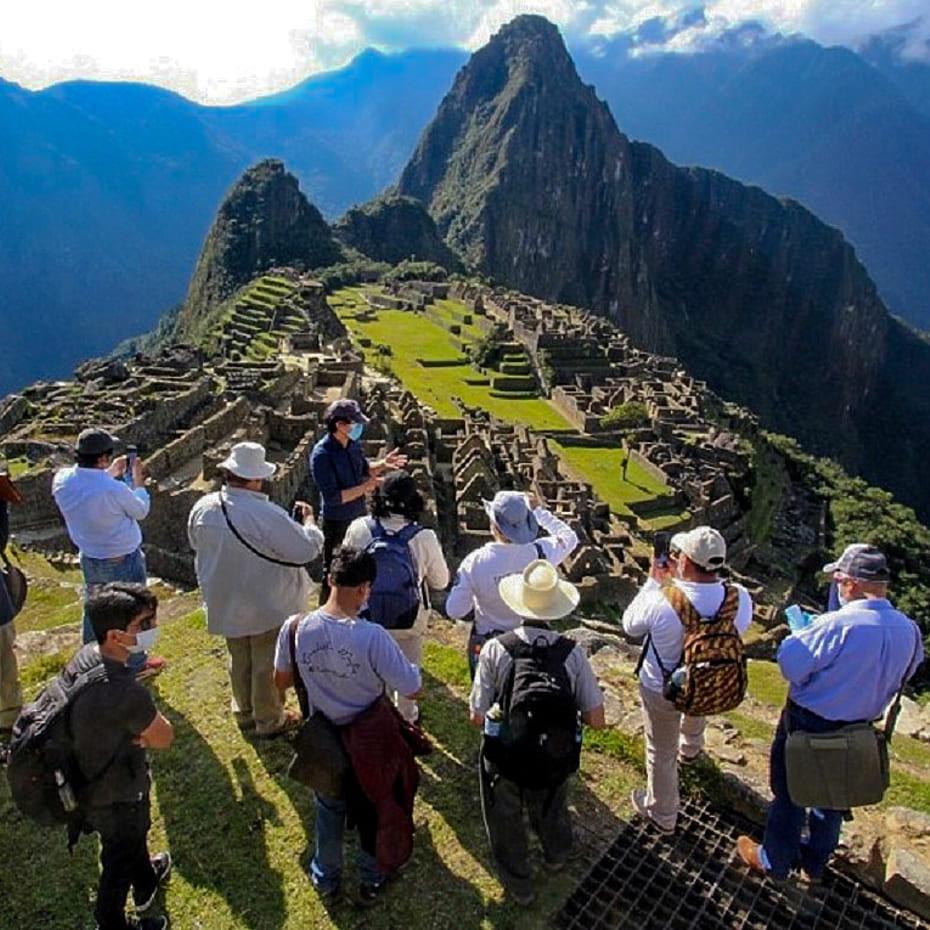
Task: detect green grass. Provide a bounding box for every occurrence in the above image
[724,710,775,743]
[4,456,33,478]
[1,613,640,929]
[550,442,671,516]
[746,660,789,707]
[332,293,569,429]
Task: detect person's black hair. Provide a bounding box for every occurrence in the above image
[88,582,158,646]
[329,546,377,588]
[326,415,349,434]
[371,485,424,522]
[76,450,112,468]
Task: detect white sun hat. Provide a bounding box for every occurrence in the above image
[218,442,277,480]
[498,559,580,621]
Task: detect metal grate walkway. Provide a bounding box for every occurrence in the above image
[555,798,929,930]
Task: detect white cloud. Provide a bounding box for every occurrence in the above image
[0,1,926,104]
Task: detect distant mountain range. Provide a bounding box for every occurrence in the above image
[1,22,929,396]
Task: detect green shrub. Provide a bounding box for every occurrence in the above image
[600,402,649,431]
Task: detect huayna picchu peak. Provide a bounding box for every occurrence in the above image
[179,159,344,335]
[395,15,930,523]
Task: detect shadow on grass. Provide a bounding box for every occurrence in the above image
[153,700,288,930]
[417,667,625,919]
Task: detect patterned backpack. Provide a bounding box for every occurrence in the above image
[657,584,747,716]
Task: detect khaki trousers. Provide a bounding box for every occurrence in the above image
[0,622,23,729]
[226,628,285,735]
[639,683,705,830]
[389,627,422,724]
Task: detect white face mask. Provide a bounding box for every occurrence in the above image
[127,626,160,653]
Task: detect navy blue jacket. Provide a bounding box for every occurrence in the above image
[310,433,370,522]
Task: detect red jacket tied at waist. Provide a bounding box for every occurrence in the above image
[341,697,420,874]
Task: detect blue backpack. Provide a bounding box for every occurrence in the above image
[363,519,423,630]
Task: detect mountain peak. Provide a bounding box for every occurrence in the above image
[178,158,341,331]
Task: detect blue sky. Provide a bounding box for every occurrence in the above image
[1,1,927,104]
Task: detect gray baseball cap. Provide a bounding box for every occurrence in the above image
[483,491,539,545]
[823,544,890,582]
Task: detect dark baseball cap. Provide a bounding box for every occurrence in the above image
[76,428,120,456]
[323,398,368,426]
[823,544,891,582]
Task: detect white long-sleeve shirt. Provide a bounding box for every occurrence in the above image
[188,488,323,638]
[52,466,150,559]
[445,506,579,635]
[622,576,753,694]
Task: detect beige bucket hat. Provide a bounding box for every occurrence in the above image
[218,442,277,480]
[498,559,580,621]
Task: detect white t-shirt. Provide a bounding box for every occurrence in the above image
[622,577,753,694]
[445,507,579,635]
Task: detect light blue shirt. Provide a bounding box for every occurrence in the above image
[52,466,150,559]
[274,609,421,726]
[777,598,923,722]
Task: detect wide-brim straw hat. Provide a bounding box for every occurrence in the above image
[218,442,277,480]
[498,559,580,621]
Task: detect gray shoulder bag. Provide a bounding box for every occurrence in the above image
[785,634,920,810]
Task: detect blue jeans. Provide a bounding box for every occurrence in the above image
[310,792,382,893]
[762,702,846,879]
[81,548,148,672]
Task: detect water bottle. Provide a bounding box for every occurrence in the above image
[666,666,688,702]
[484,703,503,738]
[55,769,77,813]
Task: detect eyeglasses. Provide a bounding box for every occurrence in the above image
[669,549,681,560]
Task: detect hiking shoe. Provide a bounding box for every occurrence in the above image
[255,709,302,739]
[630,788,674,834]
[357,882,385,907]
[136,657,167,681]
[678,749,706,766]
[736,836,767,876]
[109,917,168,930]
[135,852,172,912]
[314,881,341,905]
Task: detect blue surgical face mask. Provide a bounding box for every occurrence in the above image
[348,422,364,442]
[127,627,160,654]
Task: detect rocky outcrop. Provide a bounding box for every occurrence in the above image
[333,194,463,270]
[178,159,342,332]
[396,15,930,520]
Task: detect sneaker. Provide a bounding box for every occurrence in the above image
[135,852,172,912]
[630,788,675,834]
[314,881,341,905]
[678,749,705,766]
[135,657,167,682]
[357,882,385,907]
[736,836,767,876]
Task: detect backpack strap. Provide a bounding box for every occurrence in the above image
[661,582,740,632]
[288,616,310,720]
[368,517,385,540]
[534,541,545,559]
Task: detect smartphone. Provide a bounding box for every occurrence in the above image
[653,531,672,568]
[125,445,138,487]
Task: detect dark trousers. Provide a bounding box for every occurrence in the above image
[763,702,846,879]
[318,519,352,605]
[479,754,573,898]
[467,627,507,680]
[85,799,157,930]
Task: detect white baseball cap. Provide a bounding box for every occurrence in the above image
[670,526,727,571]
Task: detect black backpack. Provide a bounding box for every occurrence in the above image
[482,631,580,791]
[6,651,109,827]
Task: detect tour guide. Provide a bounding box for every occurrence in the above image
[309,399,407,602]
